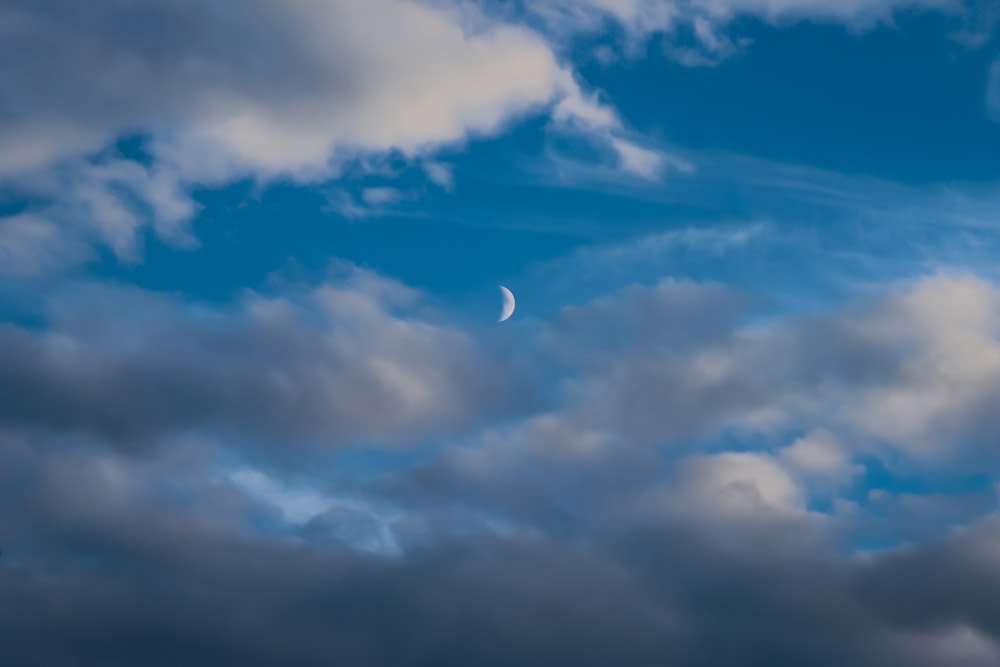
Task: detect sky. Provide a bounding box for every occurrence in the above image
[3,0,1000,665]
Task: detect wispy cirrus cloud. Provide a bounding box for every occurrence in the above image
[531,0,958,63]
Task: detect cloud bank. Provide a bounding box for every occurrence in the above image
[3,268,1000,664]
[0,267,532,449]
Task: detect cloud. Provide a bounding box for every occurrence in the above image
[608,138,664,179]
[534,0,956,63]
[0,0,570,178]
[0,264,529,448]
[0,156,197,273]
[423,162,456,191]
[781,429,862,485]
[4,427,1000,666]
[0,0,968,276]
[5,266,1000,664]
[512,272,1000,480]
[373,271,1000,532]
[662,451,807,517]
[526,223,768,301]
[694,0,956,24]
[361,187,405,207]
[378,270,1000,552]
[0,214,89,277]
[952,0,1000,47]
[0,0,668,274]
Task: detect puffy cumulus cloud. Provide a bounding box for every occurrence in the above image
[0,264,527,448]
[379,271,1000,533]
[666,451,807,517]
[388,412,659,531]
[781,429,862,485]
[0,0,658,272]
[844,274,1000,456]
[0,0,606,179]
[0,0,967,273]
[7,269,1000,664]
[541,273,1000,466]
[545,278,752,372]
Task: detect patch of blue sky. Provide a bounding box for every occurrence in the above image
[580,13,1000,183]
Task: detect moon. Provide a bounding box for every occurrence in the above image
[498,285,516,322]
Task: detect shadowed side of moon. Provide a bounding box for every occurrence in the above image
[499,285,515,322]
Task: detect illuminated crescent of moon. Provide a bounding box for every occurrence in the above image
[499,285,516,322]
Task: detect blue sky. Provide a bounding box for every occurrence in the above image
[52,9,1000,308]
[3,1,1000,665]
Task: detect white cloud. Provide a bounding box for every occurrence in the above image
[535,271,1000,478]
[781,430,862,489]
[0,0,644,183]
[581,0,954,29]
[160,3,580,181]
[361,187,405,207]
[535,0,956,64]
[609,138,664,179]
[0,0,664,273]
[0,157,197,270]
[782,430,852,476]
[423,162,456,191]
[0,2,515,173]
[450,414,620,481]
[666,451,806,517]
[694,0,955,23]
[0,214,88,277]
[842,275,1000,456]
[0,0,968,276]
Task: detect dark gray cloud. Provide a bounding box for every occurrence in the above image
[2,432,999,667]
[0,269,530,448]
[5,270,1000,666]
[537,274,1000,466]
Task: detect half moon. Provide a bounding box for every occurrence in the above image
[499,285,516,322]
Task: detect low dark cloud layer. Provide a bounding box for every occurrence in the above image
[2,430,1000,667]
[0,269,528,448]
